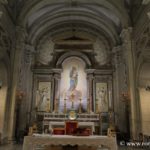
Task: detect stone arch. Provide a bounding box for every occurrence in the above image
[56,51,91,68]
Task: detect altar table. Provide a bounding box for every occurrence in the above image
[23,134,118,150]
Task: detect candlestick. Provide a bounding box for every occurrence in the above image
[109,91,112,109]
[64,99,67,114]
[55,99,58,113]
[87,98,90,113]
[71,93,75,109]
[79,98,82,113]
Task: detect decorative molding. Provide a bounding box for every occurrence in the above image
[56,51,91,67]
[142,0,150,5]
[120,27,132,44]
[147,11,150,19]
[112,45,122,54]
[15,26,28,46]
[24,44,35,64]
[0,11,3,18]
[52,68,63,74]
[85,69,95,74]
[32,68,63,74]
[94,69,113,75]
[0,0,8,4]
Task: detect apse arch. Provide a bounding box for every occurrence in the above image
[56,51,92,68]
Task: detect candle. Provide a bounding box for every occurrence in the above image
[109,91,111,108]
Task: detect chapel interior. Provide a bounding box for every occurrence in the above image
[0,0,150,150]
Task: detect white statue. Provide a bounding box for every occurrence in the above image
[37,87,49,111]
[97,87,106,112]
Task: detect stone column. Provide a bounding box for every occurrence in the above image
[108,76,113,110]
[19,43,35,131]
[112,46,122,126]
[7,26,27,141]
[86,69,95,113]
[120,28,137,139]
[53,69,61,113]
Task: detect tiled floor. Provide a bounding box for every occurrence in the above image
[0,144,147,150]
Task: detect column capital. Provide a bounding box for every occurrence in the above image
[142,0,150,5]
[147,11,150,20]
[85,69,95,74]
[112,45,122,52]
[16,26,28,42]
[0,0,8,4]
[24,44,36,64]
[112,45,123,68]
[120,27,133,44]
[0,11,3,18]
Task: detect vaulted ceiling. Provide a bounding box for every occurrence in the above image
[11,0,131,66]
[1,0,150,67]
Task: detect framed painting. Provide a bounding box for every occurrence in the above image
[95,82,108,113]
[36,81,51,112]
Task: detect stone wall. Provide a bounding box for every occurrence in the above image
[139,88,150,135]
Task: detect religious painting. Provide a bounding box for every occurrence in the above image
[36,81,51,112]
[59,57,87,113]
[95,82,108,112]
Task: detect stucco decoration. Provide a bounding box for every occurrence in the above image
[94,39,108,65]
[36,38,54,65]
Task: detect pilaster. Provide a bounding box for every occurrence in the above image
[8,26,27,141]
[86,71,94,113]
[53,69,61,113]
[120,28,138,139]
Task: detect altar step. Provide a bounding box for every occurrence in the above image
[34,145,109,150]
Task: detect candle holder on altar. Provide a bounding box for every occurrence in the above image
[64,99,67,114]
[79,98,82,113]
[54,99,58,113]
[87,98,91,113]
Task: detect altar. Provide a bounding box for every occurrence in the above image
[23,134,118,150]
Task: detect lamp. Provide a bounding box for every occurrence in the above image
[0,80,2,89]
[16,90,25,101]
[121,91,130,102]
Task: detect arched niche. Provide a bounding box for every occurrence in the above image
[0,61,8,139]
[56,51,91,68]
[59,56,88,113]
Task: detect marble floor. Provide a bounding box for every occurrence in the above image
[0,144,147,150]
